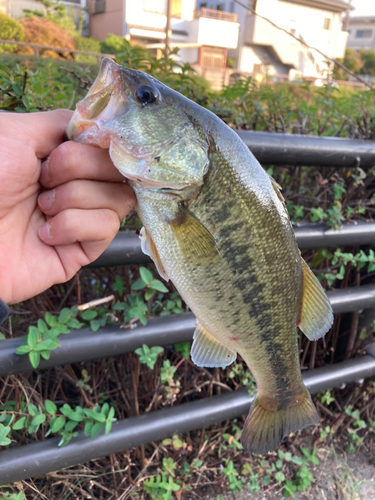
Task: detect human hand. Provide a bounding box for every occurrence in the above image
[0,110,135,304]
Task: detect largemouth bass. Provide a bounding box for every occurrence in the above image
[67,58,333,454]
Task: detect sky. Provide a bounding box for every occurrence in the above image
[350,0,375,17]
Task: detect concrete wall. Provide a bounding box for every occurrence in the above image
[226,0,348,78]
[187,16,238,48]
[90,0,124,39]
[347,18,375,51]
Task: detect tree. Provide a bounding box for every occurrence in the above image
[333,48,363,80]
[19,17,76,59]
[23,0,79,38]
[359,49,375,76]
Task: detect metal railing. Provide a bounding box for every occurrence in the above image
[1,345,374,484]
[193,7,238,23]
[0,131,375,485]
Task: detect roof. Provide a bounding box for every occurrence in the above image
[347,16,375,24]
[281,0,351,13]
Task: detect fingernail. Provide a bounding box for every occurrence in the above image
[41,156,50,183]
[39,223,51,241]
[39,189,56,210]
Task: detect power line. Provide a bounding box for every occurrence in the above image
[232,0,372,90]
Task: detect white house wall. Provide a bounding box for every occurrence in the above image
[347,18,375,51]
[207,0,347,78]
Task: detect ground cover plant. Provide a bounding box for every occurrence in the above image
[0,52,374,499]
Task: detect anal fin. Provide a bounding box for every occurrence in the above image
[191,321,236,368]
[139,227,169,281]
[298,259,333,341]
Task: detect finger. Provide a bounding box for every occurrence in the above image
[40,141,125,189]
[38,180,136,219]
[38,208,120,261]
[7,110,73,159]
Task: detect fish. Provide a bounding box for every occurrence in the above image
[67,58,334,455]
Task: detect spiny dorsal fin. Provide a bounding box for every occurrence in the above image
[139,227,169,281]
[191,321,237,368]
[298,259,333,341]
[269,176,285,203]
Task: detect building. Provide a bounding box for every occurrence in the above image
[89,0,239,87]
[346,16,375,51]
[200,0,349,80]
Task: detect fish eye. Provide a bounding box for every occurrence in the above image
[135,85,157,105]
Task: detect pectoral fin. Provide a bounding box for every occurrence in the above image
[169,207,219,265]
[139,227,169,281]
[191,321,237,368]
[298,259,333,341]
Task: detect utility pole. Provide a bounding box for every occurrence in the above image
[343,0,353,32]
[165,0,172,54]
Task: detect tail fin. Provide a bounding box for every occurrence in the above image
[240,387,319,455]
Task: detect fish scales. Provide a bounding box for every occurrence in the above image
[135,139,303,407]
[67,58,334,454]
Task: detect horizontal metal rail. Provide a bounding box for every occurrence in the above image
[1,344,374,485]
[88,223,375,268]
[1,285,375,377]
[236,131,375,167]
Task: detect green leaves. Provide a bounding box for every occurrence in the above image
[15,307,83,369]
[131,266,169,301]
[135,344,164,370]
[0,424,11,446]
[0,400,116,449]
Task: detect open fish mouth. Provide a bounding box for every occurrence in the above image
[68,58,206,194]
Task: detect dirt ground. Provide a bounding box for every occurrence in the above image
[216,448,375,500]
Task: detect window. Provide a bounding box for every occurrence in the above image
[323,18,331,30]
[143,0,167,14]
[93,0,105,14]
[199,2,207,7]
[171,0,181,17]
[356,29,373,38]
[217,3,225,11]
[253,63,262,74]
[230,1,235,12]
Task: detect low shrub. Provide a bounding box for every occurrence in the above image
[19,17,76,59]
[0,13,24,53]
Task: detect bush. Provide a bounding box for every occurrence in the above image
[100,33,130,55]
[0,13,25,53]
[359,49,375,76]
[74,36,101,64]
[19,17,76,59]
[333,48,363,80]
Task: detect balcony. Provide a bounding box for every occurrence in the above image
[193,7,237,23]
[187,9,239,49]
